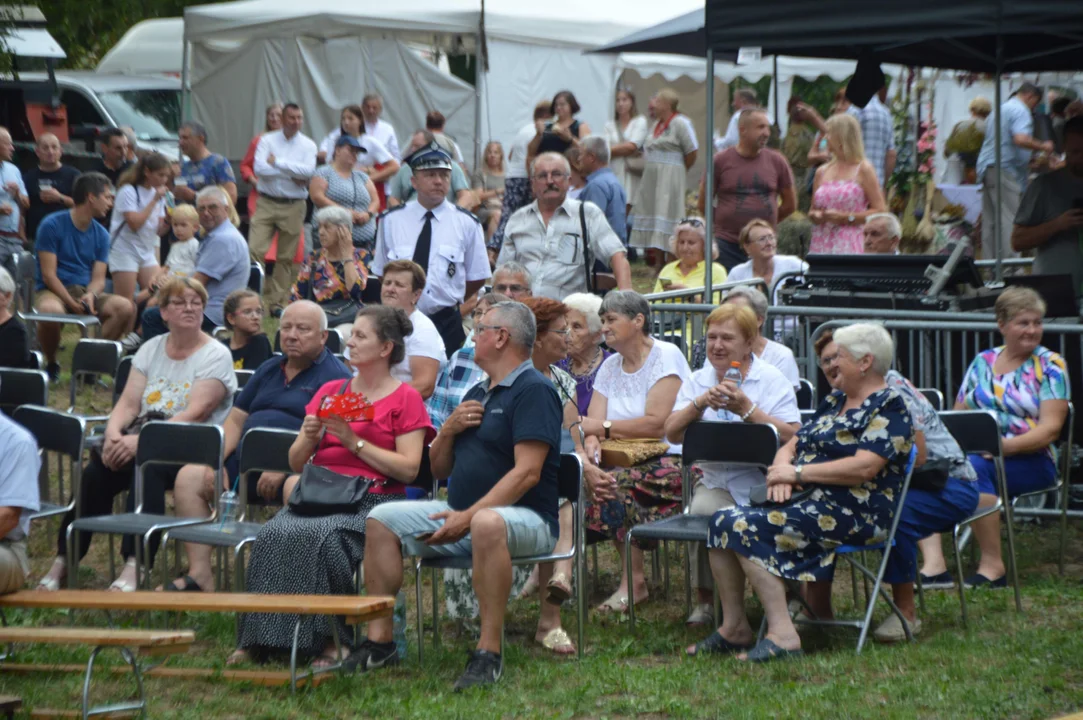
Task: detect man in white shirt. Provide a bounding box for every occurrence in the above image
[372,144,490,355]
[378,259,446,399]
[498,153,632,300]
[362,94,402,162]
[713,89,758,153]
[0,405,41,594]
[863,212,902,255]
[249,103,317,313]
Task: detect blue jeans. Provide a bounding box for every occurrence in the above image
[883,477,980,584]
[141,306,217,341]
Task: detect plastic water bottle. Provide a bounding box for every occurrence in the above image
[723,361,743,387]
[392,591,408,659]
[218,489,240,526]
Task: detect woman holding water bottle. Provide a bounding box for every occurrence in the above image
[109,152,173,307]
[232,305,434,668]
[663,303,800,629]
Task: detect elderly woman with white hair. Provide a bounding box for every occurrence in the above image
[693,323,913,660]
[651,217,727,297]
[0,266,33,368]
[690,286,800,388]
[556,292,610,417]
[290,205,368,343]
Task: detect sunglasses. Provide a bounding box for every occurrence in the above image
[678,217,705,228]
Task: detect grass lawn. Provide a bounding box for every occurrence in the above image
[4,308,1083,718]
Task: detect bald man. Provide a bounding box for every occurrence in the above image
[24,133,81,242]
[0,128,28,273]
[166,300,351,592]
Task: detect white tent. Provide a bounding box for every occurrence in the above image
[181,0,704,164]
[98,19,187,75]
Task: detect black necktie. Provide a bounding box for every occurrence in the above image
[412,210,434,274]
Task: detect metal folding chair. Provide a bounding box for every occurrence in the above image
[917,388,945,411]
[413,454,586,661]
[796,379,816,410]
[14,405,86,522]
[936,410,1022,625]
[0,368,48,417]
[161,427,296,591]
[790,445,919,653]
[625,422,779,631]
[1009,403,1074,575]
[67,421,226,590]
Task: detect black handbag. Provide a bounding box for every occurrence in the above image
[309,259,360,326]
[288,379,374,516]
[749,483,816,507]
[909,459,951,493]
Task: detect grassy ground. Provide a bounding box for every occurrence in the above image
[4,296,1083,718]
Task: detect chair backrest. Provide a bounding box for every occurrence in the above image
[114,357,133,404]
[69,339,122,411]
[0,369,48,416]
[334,353,348,365]
[248,263,264,294]
[235,369,254,388]
[14,251,35,312]
[325,331,342,354]
[917,388,944,411]
[796,379,815,410]
[13,404,86,458]
[682,421,779,468]
[557,452,582,503]
[237,427,296,477]
[938,410,1002,456]
[800,409,816,426]
[136,421,225,470]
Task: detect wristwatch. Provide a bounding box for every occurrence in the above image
[353,439,366,455]
[847,214,856,225]
[795,465,803,483]
[602,420,612,439]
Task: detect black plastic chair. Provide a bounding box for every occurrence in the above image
[67,339,123,414]
[235,369,254,389]
[0,368,48,417]
[162,427,297,591]
[13,251,36,313]
[796,379,816,410]
[248,263,264,295]
[625,421,780,630]
[67,421,226,590]
[917,388,945,411]
[414,454,585,660]
[936,410,1021,625]
[14,405,86,522]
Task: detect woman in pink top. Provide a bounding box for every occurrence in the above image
[808,114,885,254]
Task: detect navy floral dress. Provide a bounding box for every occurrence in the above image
[707,387,914,581]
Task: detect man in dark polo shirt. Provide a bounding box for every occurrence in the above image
[351,300,561,690]
[165,300,350,592]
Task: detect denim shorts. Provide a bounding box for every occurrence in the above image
[367,500,556,560]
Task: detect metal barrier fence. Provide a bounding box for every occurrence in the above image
[643,277,768,307]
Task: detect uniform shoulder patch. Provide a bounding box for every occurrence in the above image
[454,205,481,224]
[377,204,408,221]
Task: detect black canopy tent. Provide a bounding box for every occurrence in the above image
[704,0,1083,281]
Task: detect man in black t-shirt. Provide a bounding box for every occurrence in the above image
[351,300,562,691]
[92,128,132,228]
[23,134,81,244]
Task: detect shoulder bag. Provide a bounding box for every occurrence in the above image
[599,438,669,468]
[579,202,617,293]
[288,379,374,516]
[617,121,645,176]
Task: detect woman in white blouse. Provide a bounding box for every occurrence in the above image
[726,219,808,306]
[317,104,400,186]
[605,89,649,216]
[579,291,691,614]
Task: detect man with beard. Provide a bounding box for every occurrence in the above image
[697,108,795,271]
[497,152,631,300]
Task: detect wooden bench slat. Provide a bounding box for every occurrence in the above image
[1,663,329,688]
[0,590,393,623]
[0,627,194,648]
[30,710,138,719]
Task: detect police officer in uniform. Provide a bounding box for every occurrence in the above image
[372,143,490,355]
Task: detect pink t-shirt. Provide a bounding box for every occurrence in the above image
[305,380,435,494]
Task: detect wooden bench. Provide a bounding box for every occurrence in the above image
[0,695,21,720]
[0,590,394,692]
[0,627,194,719]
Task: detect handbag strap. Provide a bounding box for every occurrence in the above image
[579,201,594,294]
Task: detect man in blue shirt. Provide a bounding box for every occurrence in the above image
[352,300,561,691]
[577,135,628,244]
[167,300,350,592]
[976,83,1053,262]
[34,172,134,380]
[0,404,41,594]
[174,122,238,207]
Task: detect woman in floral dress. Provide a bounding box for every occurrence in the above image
[689,323,913,662]
[808,114,885,254]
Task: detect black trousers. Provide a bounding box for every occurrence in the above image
[57,451,180,568]
[427,304,467,358]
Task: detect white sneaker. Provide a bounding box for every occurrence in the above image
[685,603,714,626]
[121,332,144,354]
[873,614,921,643]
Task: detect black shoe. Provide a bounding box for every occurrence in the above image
[453,649,502,692]
[917,571,955,590]
[46,362,61,383]
[964,573,1007,589]
[344,639,399,673]
[270,306,283,319]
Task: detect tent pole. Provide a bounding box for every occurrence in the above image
[993,37,1003,281]
[772,55,779,128]
[180,39,190,163]
[704,48,715,297]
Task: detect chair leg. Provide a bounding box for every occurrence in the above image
[1059,478,1070,576]
[107,534,116,584]
[662,541,670,598]
[683,542,692,620]
[1001,502,1023,613]
[431,567,439,650]
[591,545,599,589]
[625,532,636,631]
[415,561,424,664]
[850,562,859,606]
[651,546,661,589]
[952,524,969,628]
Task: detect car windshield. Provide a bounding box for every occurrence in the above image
[96,89,180,141]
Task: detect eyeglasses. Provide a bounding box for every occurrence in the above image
[749,233,777,245]
[167,299,204,310]
[678,217,705,228]
[547,328,570,337]
[196,204,221,213]
[818,353,839,368]
[533,171,567,181]
[493,283,528,294]
[475,323,508,336]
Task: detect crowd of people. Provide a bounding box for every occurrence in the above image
[0,79,1078,693]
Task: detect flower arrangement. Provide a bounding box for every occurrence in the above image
[915,122,937,185]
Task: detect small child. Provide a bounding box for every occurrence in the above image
[162,203,200,278]
[221,288,272,370]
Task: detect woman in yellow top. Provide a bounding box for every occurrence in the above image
[652,218,727,301]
